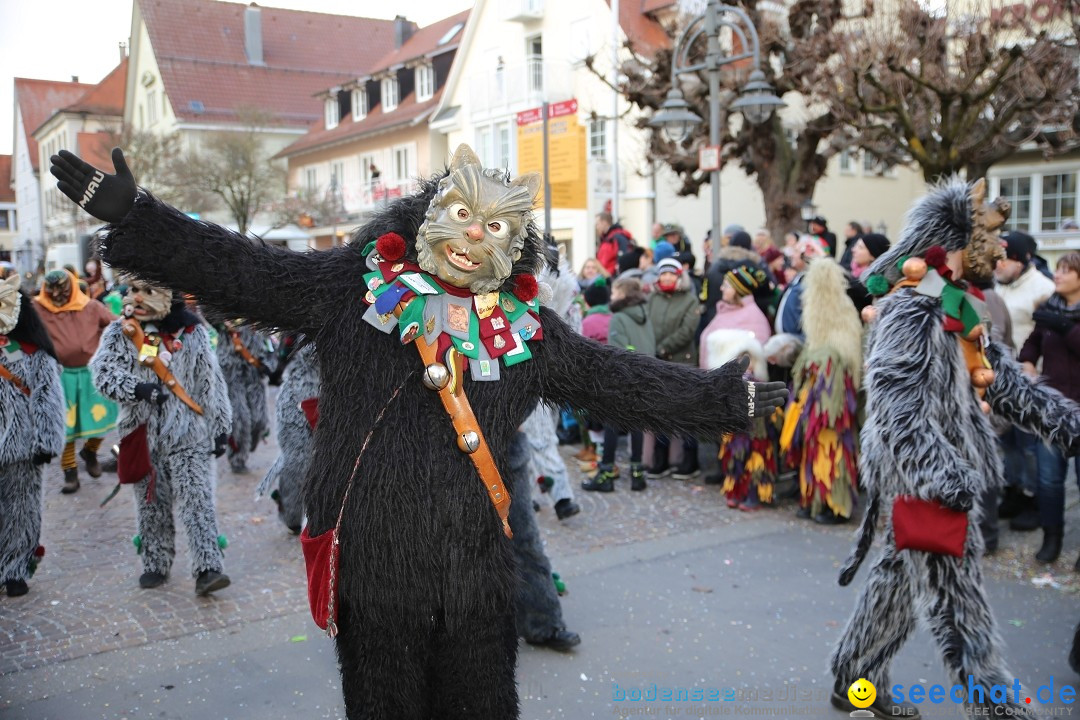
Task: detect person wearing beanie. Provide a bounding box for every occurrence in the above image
[729,231,753,250]
[848,232,890,278]
[660,224,691,254]
[646,257,704,480]
[581,280,612,344]
[722,224,745,246]
[698,264,777,509]
[807,216,838,257]
[653,240,677,264]
[994,229,1055,532]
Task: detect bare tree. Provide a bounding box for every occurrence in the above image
[592,1,863,240]
[171,107,286,234]
[820,0,1080,181]
[266,189,343,231]
[108,126,216,212]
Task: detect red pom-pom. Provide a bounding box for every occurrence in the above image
[924,246,947,269]
[514,274,539,301]
[375,232,406,261]
[34,545,45,558]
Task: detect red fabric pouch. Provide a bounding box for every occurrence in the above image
[117,424,152,485]
[892,496,968,557]
[300,397,319,430]
[300,525,338,632]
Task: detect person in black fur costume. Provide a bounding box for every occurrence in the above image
[50,145,786,719]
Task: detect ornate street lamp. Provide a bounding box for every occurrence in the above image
[648,1,784,252]
[800,198,818,224]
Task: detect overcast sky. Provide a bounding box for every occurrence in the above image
[1,0,473,155]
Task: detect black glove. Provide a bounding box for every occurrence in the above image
[32,452,53,466]
[213,433,228,457]
[267,367,285,386]
[1033,307,1075,335]
[258,363,273,378]
[734,356,788,418]
[134,381,167,406]
[49,147,136,224]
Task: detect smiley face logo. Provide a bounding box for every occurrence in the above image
[847,678,876,709]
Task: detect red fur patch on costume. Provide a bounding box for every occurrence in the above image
[924,246,946,268]
[376,233,406,261]
[34,545,45,558]
[514,274,538,301]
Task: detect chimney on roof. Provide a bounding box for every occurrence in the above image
[71,76,79,83]
[119,41,128,61]
[394,15,415,49]
[245,3,265,66]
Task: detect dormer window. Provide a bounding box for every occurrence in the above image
[325,97,339,129]
[415,65,435,102]
[352,87,368,121]
[382,77,399,112]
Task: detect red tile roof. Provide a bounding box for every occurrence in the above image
[65,58,128,117]
[139,0,404,127]
[276,88,444,159]
[364,10,469,77]
[0,155,14,203]
[611,0,672,55]
[13,78,94,171]
[77,132,116,172]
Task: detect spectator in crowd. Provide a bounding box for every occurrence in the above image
[848,232,890,279]
[783,230,800,251]
[700,231,767,334]
[838,221,864,270]
[595,212,636,276]
[84,257,107,301]
[647,258,703,481]
[678,251,703,296]
[702,229,715,268]
[774,236,828,338]
[752,228,775,255]
[581,277,655,493]
[650,221,665,249]
[995,230,1056,532]
[722,224,745,247]
[659,224,692,254]
[581,280,612,344]
[700,265,777,509]
[578,257,608,292]
[807,216,838,257]
[616,246,646,280]
[1019,252,1080,569]
[643,241,677,289]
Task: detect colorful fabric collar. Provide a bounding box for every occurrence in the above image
[360,234,543,382]
[1,337,36,362]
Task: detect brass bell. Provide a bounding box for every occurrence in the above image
[971,367,995,389]
[902,257,928,281]
[458,431,480,454]
[422,363,450,391]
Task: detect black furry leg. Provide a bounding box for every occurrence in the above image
[335,603,434,720]
[431,610,519,720]
[830,546,916,693]
[508,432,565,641]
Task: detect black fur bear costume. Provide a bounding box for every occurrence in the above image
[50,145,785,719]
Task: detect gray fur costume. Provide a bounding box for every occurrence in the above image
[831,178,1080,713]
[257,342,319,533]
[91,317,232,579]
[216,323,271,472]
[0,306,66,588]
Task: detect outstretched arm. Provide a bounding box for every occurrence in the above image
[50,148,355,334]
[986,340,1080,456]
[529,308,785,439]
[863,292,980,510]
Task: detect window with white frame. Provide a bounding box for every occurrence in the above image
[415,65,435,102]
[382,77,399,112]
[305,167,319,194]
[997,176,1032,231]
[330,161,344,191]
[147,90,158,125]
[352,87,367,120]
[527,36,543,94]
[325,97,339,129]
[589,118,607,160]
[475,121,512,170]
[1040,172,1077,231]
[839,149,854,174]
[393,145,414,185]
[360,154,380,193]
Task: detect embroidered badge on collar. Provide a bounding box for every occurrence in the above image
[360,235,542,381]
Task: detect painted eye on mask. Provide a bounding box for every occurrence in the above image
[449,203,471,222]
[487,220,509,239]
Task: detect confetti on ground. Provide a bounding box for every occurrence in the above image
[289,635,307,643]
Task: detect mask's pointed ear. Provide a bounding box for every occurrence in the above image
[510,172,542,203]
[449,144,483,172]
[2,274,20,293]
[970,177,986,208]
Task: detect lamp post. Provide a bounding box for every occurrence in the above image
[649,1,784,257]
[800,198,818,231]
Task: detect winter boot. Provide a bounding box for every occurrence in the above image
[61,468,80,494]
[195,570,230,596]
[79,447,102,478]
[997,486,1025,518]
[646,454,671,480]
[139,571,167,589]
[671,453,700,481]
[554,498,581,520]
[630,463,647,491]
[5,579,29,597]
[581,466,616,492]
[1035,527,1063,564]
[1009,492,1039,531]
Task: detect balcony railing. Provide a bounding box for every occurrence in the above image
[505,0,544,22]
[468,59,573,118]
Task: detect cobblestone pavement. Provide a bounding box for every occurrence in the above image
[2,389,1077,685]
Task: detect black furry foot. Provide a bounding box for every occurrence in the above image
[5,580,29,597]
[195,570,230,596]
[287,523,302,535]
[61,468,80,494]
[139,571,167,589]
[79,447,102,478]
[527,627,581,652]
[554,498,580,520]
[830,689,921,719]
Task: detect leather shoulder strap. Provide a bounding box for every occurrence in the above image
[0,363,30,396]
[122,320,204,416]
